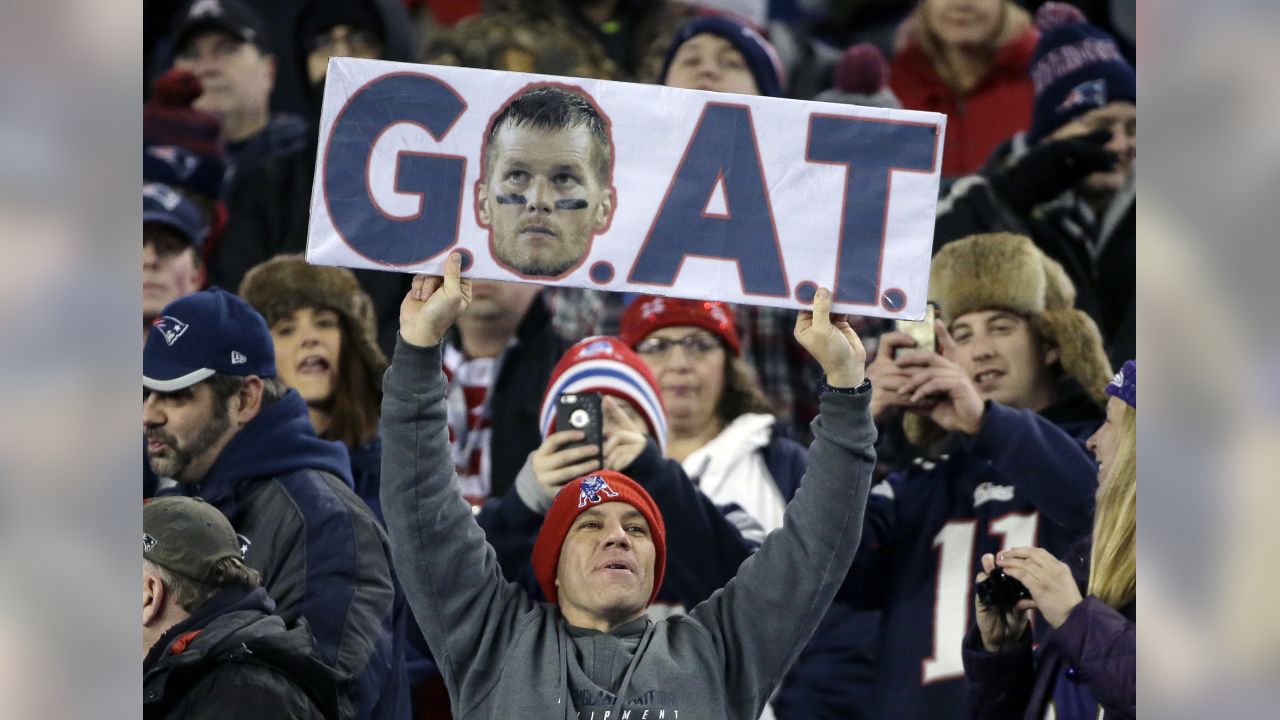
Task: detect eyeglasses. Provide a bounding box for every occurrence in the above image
[634,334,722,361]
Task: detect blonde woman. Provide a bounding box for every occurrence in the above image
[965,360,1136,719]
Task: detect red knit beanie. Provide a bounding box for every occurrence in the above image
[144,69,225,158]
[531,471,667,606]
[619,295,741,356]
[144,68,227,200]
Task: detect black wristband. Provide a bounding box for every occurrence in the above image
[820,375,871,395]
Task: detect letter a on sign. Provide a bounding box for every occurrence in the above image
[629,104,788,298]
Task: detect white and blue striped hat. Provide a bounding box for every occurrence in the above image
[539,336,668,453]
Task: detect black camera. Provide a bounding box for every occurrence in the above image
[975,567,1031,609]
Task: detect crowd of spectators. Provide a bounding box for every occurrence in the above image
[142,1,1136,718]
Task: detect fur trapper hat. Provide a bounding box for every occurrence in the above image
[238,255,386,379]
[905,233,1112,444]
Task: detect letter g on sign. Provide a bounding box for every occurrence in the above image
[322,72,468,265]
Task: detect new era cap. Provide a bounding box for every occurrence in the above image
[173,0,271,55]
[143,496,244,583]
[144,287,276,392]
[144,182,207,250]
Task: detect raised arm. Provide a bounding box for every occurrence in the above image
[689,289,876,718]
[971,402,1098,534]
[896,321,1098,533]
[621,442,757,605]
[380,253,537,706]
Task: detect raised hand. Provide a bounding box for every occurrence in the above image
[990,130,1118,212]
[793,288,867,389]
[896,320,985,435]
[601,396,647,472]
[995,546,1084,629]
[867,330,936,424]
[399,251,473,348]
[530,430,602,498]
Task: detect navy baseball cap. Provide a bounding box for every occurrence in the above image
[144,182,207,250]
[144,287,277,392]
[173,0,271,55]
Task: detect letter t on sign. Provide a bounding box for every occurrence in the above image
[805,115,938,306]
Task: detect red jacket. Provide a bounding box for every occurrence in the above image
[890,26,1038,177]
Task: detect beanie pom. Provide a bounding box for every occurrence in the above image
[1035,2,1087,32]
[152,68,204,108]
[834,43,889,95]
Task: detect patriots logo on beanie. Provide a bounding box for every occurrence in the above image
[1057,78,1108,113]
[578,475,621,508]
[1026,2,1135,142]
[152,316,190,347]
[531,470,668,606]
[639,297,666,320]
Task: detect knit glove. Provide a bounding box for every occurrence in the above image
[989,130,1117,212]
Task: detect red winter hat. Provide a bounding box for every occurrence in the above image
[531,471,667,606]
[539,337,669,453]
[619,295,741,356]
[144,68,225,159]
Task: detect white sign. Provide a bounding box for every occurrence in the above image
[306,58,946,319]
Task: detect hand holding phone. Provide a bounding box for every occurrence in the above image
[556,393,604,463]
[893,302,938,360]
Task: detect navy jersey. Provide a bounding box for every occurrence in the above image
[839,394,1102,720]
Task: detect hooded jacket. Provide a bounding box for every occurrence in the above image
[168,389,406,720]
[380,337,877,718]
[836,384,1102,720]
[144,586,345,719]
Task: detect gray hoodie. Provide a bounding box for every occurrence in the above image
[381,338,876,719]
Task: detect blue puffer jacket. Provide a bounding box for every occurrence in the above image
[164,390,407,720]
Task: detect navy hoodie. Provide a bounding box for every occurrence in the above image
[169,390,407,720]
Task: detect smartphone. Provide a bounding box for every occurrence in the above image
[894,302,938,359]
[555,393,604,462]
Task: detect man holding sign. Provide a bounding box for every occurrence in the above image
[380,252,876,718]
[477,85,616,280]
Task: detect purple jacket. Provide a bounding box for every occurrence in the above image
[962,544,1135,720]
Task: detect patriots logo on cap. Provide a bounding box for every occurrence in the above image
[189,0,225,19]
[144,182,184,211]
[578,475,620,508]
[143,532,157,553]
[147,146,200,180]
[152,315,190,346]
[1057,79,1108,113]
[577,339,615,359]
[639,297,666,320]
[705,302,730,326]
